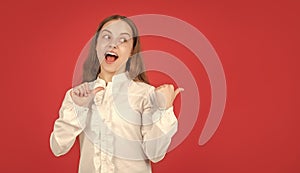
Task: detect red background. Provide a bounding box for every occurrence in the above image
[1,0,299,172]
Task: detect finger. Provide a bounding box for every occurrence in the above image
[83,83,90,96]
[79,85,85,97]
[92,87,104,95]
[161,83,170,87]
[78,85,82,97]
[73,88,80,96]
[155,84,169,90]
[70,90,74,97]
[82,85,87,97]
[87,83,92,94]
[174,87,184,98]
[155,85,163,90]
[81,84,86,97]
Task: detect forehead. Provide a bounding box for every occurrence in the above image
[101,19,133,36]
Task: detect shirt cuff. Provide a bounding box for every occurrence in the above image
[160,106,177,125]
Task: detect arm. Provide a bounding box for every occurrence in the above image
[49,89,89,157]
[141,86,180,163]
[50,81,104,156]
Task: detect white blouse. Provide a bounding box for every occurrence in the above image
[50,72,178,173]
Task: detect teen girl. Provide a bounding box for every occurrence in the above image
[50,15,183,173]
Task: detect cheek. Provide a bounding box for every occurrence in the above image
[96,42,108,57]
[120,50,131,60]
[119,44,133,57]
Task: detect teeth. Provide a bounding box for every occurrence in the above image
[105,52,118,57]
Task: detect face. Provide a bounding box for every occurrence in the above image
[96,19,134,74]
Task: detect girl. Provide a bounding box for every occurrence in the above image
[50,14,183,173]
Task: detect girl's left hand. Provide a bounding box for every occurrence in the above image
[155,84,184,109]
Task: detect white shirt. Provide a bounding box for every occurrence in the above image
[50,72,178,173]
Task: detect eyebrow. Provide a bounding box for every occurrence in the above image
[120,32,131,37]
[101,29,131,37]
[101,29,112,34]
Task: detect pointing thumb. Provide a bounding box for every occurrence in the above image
[174,87,184,97]
[92,87,104,95]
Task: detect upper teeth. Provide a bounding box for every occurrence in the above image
[105,52,117,56]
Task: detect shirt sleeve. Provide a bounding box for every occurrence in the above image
[141,86,178,163]
[49,89,89,157]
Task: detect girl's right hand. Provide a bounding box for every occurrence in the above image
[70,82,104,107]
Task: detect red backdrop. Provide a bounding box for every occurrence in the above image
[1,0,299,172]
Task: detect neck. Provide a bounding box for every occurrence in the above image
[98,70,114,84]
[98,64,127,84]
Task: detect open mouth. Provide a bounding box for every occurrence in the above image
[105,51,119,64]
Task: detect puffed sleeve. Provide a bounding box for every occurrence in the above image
[141,86,178,163]
[49,89,89,157]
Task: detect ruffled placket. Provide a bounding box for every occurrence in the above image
[92,73,130,173]
[100,83,115,173]
[91,77,106,172]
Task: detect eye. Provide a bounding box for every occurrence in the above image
[119,38,127,43]
[102,34,111,40]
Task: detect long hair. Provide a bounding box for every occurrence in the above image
[82,15,149,84]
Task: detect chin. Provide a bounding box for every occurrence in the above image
[101,65,117,73]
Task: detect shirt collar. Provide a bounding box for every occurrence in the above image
[112,72,130,83]
[93,72,130,89]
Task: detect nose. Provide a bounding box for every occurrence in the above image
[108,42,117,49]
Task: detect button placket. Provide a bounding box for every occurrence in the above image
[100,86,115,173]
